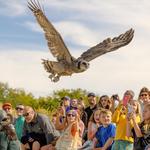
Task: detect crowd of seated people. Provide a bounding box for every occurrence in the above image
[0,87,150,150]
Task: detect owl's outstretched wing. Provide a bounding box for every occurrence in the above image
[79,29,134,62]
[28,0,73,63]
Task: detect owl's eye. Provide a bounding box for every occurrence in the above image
[82,62,87,66]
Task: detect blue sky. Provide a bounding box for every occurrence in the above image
[0,0,150,98]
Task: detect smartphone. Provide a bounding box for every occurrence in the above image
[122,95,130,106]
[128,104,133,114]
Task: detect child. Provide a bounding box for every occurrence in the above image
[88,109,101,140]
[93,109,116,150]
[127,103,150,150]
[79,109,101,150]
[112,100,141,150]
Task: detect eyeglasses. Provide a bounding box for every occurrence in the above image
[16,107,24,111]
[141,94,148,97]
[1,118,8,122]
[4,108,11,111]
[23,112,30,117]
[67,114,76,117]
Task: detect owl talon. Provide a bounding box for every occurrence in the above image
[49,74,54,79]
[52,76,59,82]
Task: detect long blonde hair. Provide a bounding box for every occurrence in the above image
[89,108,102,124]
[130,100,142,120]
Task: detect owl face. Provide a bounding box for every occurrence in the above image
[77,60,89,71]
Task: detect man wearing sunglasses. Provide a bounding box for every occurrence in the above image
[21,106,59,150]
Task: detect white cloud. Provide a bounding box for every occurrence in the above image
[24,21,43,33]
[43,0,150,32]
[0,43,150,99]
[55,21,100,47]
[0,0,26,17]
[1,0,150,98]
[24,20,101,47]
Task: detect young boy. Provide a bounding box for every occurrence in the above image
[93,109,116,150]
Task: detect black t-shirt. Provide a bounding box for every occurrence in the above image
[132,122,150,150]
[80,111,88,128]
[85,105,97,122]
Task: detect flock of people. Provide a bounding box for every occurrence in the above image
[0,87,150,150]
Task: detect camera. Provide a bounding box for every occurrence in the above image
[112,94,119,100]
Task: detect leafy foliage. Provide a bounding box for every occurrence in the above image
[0,82,89,113]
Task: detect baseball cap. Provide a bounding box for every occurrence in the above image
[87,92,96,97]
[2,102,12,110]
[62,96,70,101]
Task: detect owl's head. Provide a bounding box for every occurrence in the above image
[77,60,89,71]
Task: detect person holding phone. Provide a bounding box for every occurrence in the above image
[126,103,150,150]
[123,90,135,106]
[111,90,138,150]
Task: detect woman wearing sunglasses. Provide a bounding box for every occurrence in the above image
[138,87,150,120]
[41,109,81,150]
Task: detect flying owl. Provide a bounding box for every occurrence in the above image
[28,0,134,82]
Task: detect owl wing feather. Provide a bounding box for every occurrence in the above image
[79,28,134,62]
[28,0,73,63]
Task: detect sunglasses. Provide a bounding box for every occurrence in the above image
[67,114,76,117]
[141,94,148,97]
[1,118,8,122]
[16,107,24,111]
[23,112,30,117]
[4,108,11,111]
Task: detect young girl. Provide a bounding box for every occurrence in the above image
[112,100,141,150]
[127,103,150,150]
[87,109,101,140]
[79,109,101,150]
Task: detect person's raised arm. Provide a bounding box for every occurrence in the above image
[55,106,66,130]
[112,103,123,124]
[126,113,132,137]
[131,113,142,137]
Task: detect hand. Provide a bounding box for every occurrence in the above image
[57,106,65,116]
[130,112,136,121]
[24,143,30,149]
[28,137,34,142]
[120,105,126,113]
[126,113,131,121]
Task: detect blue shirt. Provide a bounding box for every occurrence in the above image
[95,123,116,150]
